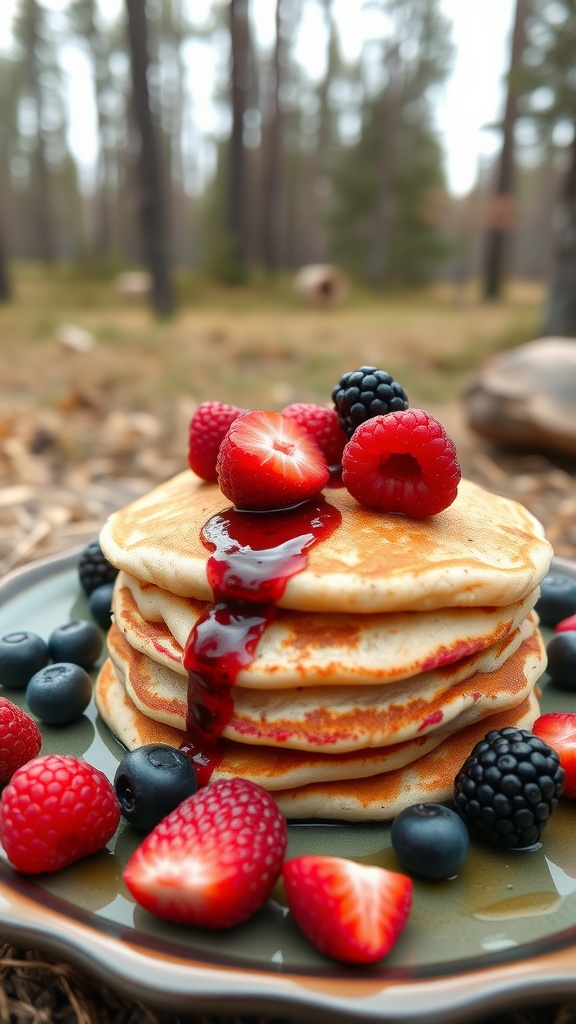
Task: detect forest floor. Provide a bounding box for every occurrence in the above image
[0,265,575,570]
[1,265,576,1024]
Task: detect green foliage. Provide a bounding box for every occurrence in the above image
[519,0,576,139]
[325,0,453,288]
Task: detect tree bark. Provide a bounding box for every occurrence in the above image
[228,0,250,270]
[0,223,10,302]
[260,0,286,272]
[542,131,576,336]
[483,0,527,300]
[125,0,175,316]
[368,44,402,290]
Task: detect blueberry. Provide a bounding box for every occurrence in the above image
[48,620,103,668]
[0,632,50,690]
[546,632,576,690]
[114,744,198,831]
[88,582,114,631]
[391,803,470,880]
[536,574,576,627]
[26,662,92,724]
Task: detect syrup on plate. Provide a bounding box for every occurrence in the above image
[180,497,341,784]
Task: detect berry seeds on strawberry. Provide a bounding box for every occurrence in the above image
[0,754,121,873]
[188,401,247,482]
[216,409,330,511]
[533,714,576,798]
[0,697,42,784]
[341,408,461,518]
[283,855,413,964]
[123,778,287,928]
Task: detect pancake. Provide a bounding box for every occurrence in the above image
[113,571,539,689]
[273,691,540,821]
[94,657,539,818]
[99,471,553,613]
[106,618,544,752]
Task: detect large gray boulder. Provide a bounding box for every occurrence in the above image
[463,337,576,458]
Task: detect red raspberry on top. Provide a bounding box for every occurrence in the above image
[282,403,347,471]
[0,697,41,784]
[216,410,330,511]
[342,408,461,518]
[0,754,121,873]
[123,778,287,928]
[188,401,247,482]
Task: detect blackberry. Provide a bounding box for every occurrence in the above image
[332,366,409,439]
[78,540,118,596]
[454,726,565,850]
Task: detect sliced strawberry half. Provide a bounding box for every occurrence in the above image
[282,855,412,964]
[216,409,330,511]
[122,778,287,928]
[533,714,576,798]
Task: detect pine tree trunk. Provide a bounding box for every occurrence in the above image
[483,0,527,300]
[228,0,250,271]
[125,0,175,316]
[260,0,286,272]
[542,131,576,336]
[0,224,10,302]
[368,45,402,290]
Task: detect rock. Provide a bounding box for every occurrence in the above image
[114,271,152,297]
[294,264,348,307]
[55,323,96,353]
[463,337,576,458]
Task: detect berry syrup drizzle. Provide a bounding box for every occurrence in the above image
[180,497,341,785]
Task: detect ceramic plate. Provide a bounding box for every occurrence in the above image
[1,549,576,1023]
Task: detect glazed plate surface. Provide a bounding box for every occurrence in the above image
[1,550,576,1023]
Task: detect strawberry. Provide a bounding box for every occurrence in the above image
[281,403,347,471]
[282,855,412,964]
[0,754,121,873]
[533,713,576,798]
[122,778,287,928]
[188,401,247,482]
[555,613,576,633]
[216,410,330,511]
[0,697,42,784]
[341,408,461,518]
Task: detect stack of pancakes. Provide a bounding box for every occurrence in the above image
[95,470,553,821]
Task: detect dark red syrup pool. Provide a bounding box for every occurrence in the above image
[180,496,341,785]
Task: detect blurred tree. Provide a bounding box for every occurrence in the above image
[11,0,68,262]
[228,0,251,274]
[124,0,175,315]
[520,0,576,335]
[0,224,10,301]
[326,0,453,287]
[482,0,528,300]
[259,0,292,271]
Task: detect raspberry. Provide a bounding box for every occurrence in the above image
[281,403,347,471]
[188,401,247,482]
[0,698,42,784]
[454,727,565,850]
[216,410,330,511]
[0,754,121,873]
[341,408,461,518]
[332,366,409,439]
[78,540,119,597]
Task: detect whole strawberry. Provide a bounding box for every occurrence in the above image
[281,403,347,471]
[0,697,42,784]
[342,408,461,518]
[0,754,121,873]
[216,410,330,511]
[283,855,412,964]
[188,401,247,482]
[123,778,287,928]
